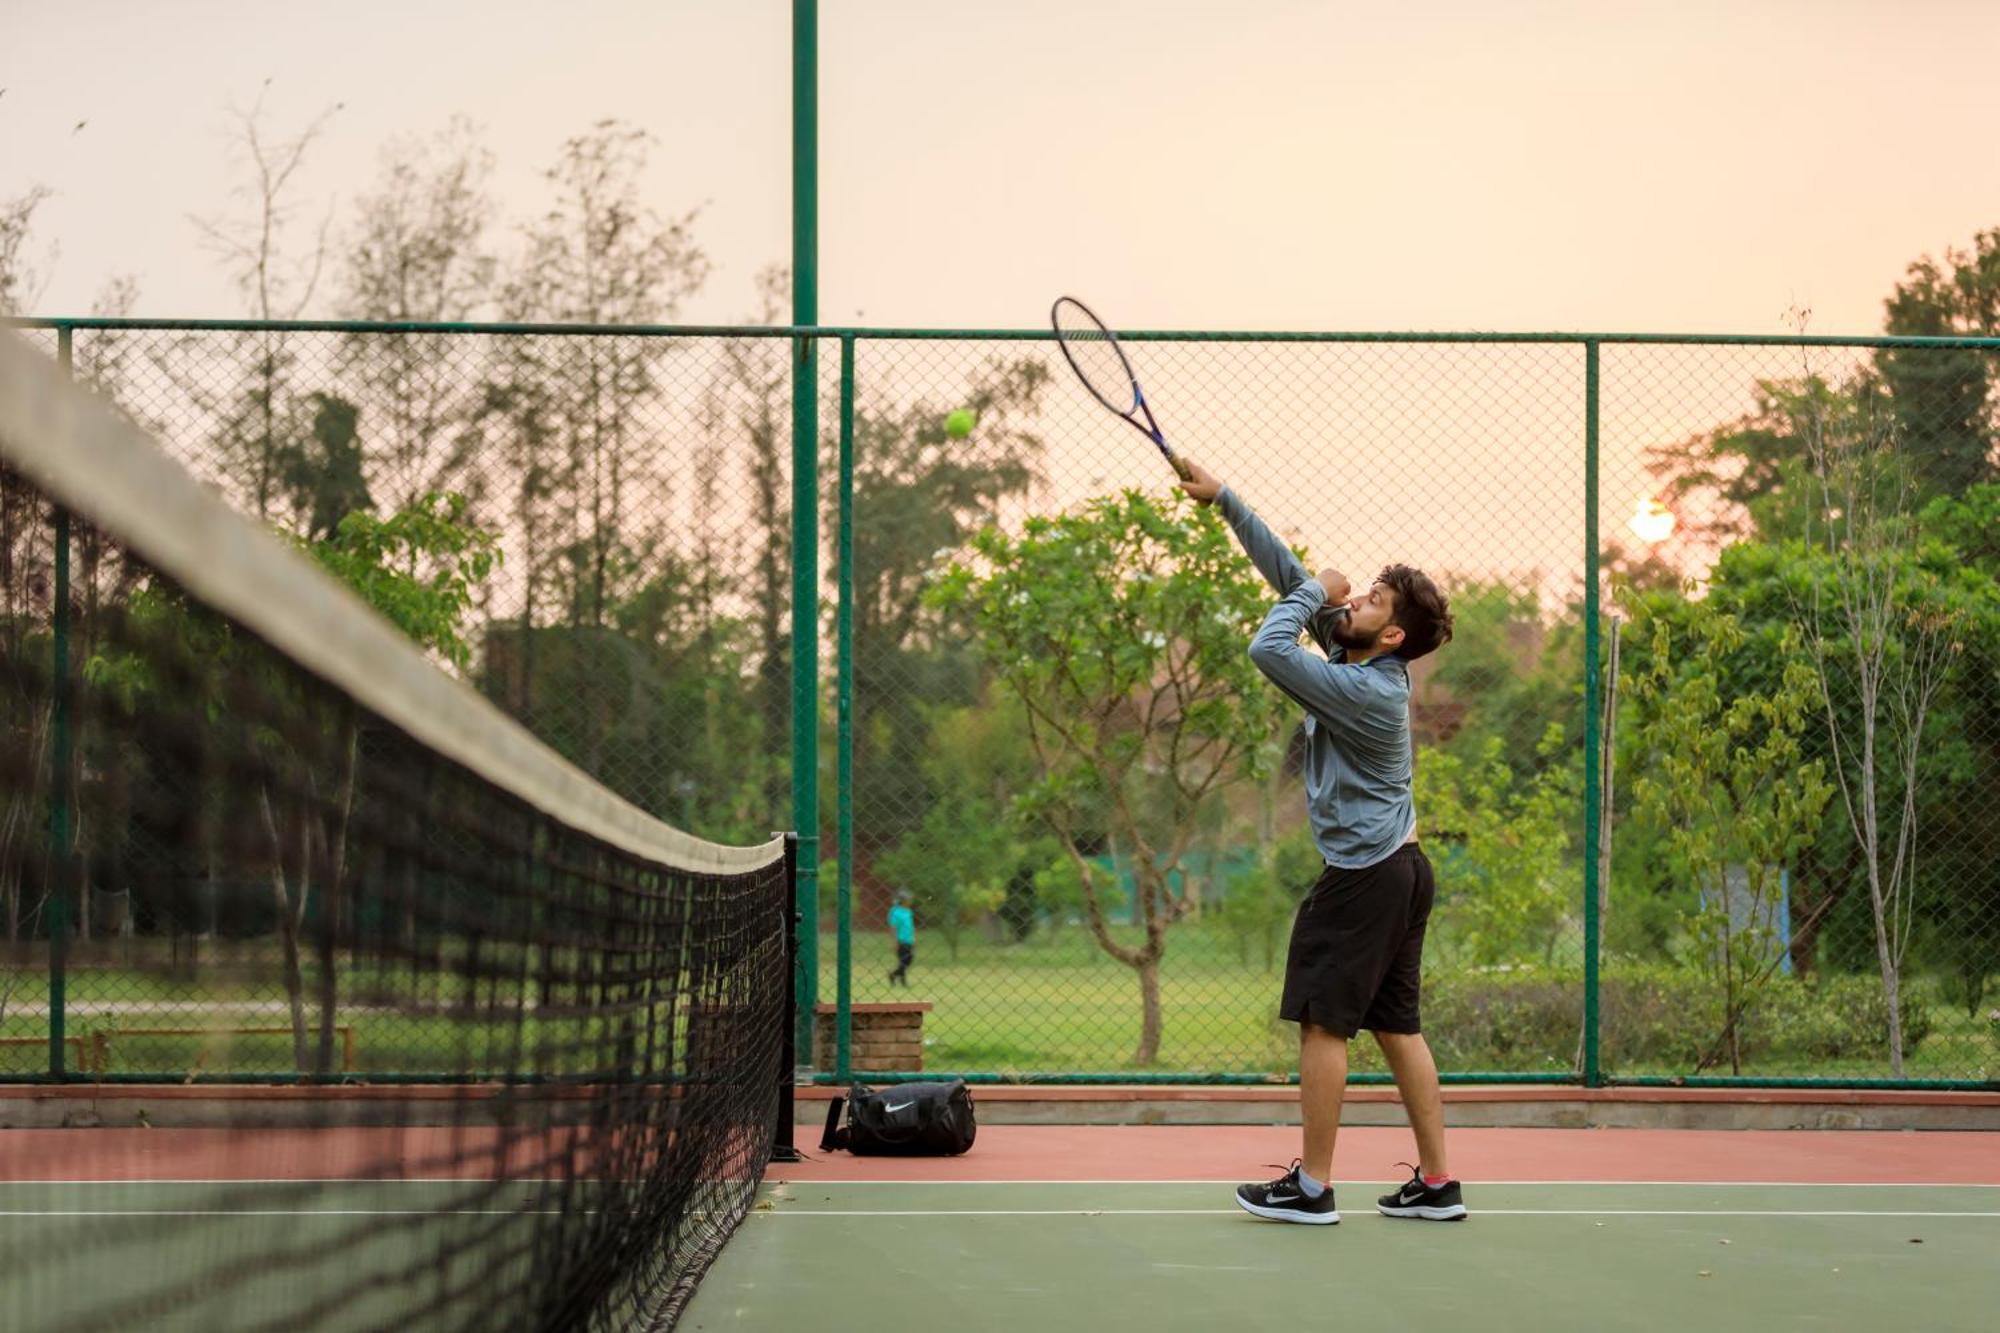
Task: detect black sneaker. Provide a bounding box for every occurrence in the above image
[1376,1164,1467,1220]
[1234,1160,1340,1225]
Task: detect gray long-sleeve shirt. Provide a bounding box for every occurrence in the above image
[1216,487,1415,870]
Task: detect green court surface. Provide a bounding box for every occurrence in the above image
[1,1180,604,1331]
[684,1180,2000,1332]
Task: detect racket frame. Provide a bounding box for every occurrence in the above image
[1050,297,1193,481]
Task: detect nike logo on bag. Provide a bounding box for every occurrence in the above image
[883,1101,915,1113]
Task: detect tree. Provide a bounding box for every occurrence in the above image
[498,119,708,630]
[1647,374,1855,548]
[1215,823,1321,971]
[1878,227,1999,498]
[1624,596,1831,1074]
[1416,727,1581,969]
[1914,485,2000,1016]
[189,86,341,524]
[1788,359,1980,1075]
[339,116,498,512]
[932,491,1290,1064]
[875,686,1057,958]
[80,491,498,1072]
[0,185,55,316]
[837,358,1050,916]
[701,267,793,815]
[1424,579,1582,778]
[1648,229,2000,548]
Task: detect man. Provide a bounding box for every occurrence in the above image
[1177,459,1465,1227]
[887,891,916,987]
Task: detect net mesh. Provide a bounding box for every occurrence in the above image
[0,332,794,1330]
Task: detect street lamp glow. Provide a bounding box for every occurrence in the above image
[1629,497,1676,545]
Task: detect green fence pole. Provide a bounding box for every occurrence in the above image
[836,335,854,1083]
[48,326,74,1080]
[1581,339,1603,1088]
[789,0,821,1064]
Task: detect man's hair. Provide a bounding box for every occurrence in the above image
[1378,564,1453,662]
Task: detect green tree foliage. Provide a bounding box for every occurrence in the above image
[1916,484,2000,1015]
[1879,227,2000,498]
[1416,727,1579,968]
[1623,595,1831,1073]
[1426,579,1582,777]
[74,488,502,1069]
[874,688,1062,958]
[304,491,498,669]
[837,358,1050,908]
[1214,823,1322,971]
[932,490,1289,1064]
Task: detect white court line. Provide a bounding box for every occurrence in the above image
[0,1179,575,1186]
[5,1177,1993,1190]
[0,1209,579,1217]
[764,1178,2000,1189]
[757,1208,2000,1219]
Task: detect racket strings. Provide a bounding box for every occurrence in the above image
[1053,300,1139,413]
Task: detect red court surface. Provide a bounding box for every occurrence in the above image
[1,1123,1994,1185]
[775,1123,2000,1184]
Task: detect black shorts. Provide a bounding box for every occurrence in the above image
[1278,843,1434,1038]
[896,943,914,968]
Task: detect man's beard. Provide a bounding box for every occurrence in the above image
[1327,615,1382,654]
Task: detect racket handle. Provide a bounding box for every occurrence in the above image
[1166,451,1193,482]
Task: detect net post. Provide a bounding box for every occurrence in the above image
[773,831,803,1163]
[48,325,73,1081]
[835,334,854,1085]
[1581,338,1604,1089]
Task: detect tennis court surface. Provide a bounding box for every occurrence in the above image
[693,1123,2000,1332]
[4,1119,1996,1330]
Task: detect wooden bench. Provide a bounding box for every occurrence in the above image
[0,1026,355,1076]
[813,1001,931,1073]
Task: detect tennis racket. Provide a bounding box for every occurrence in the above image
[1050,296,1193,481]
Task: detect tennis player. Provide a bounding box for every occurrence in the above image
[1177,460,1466,1226]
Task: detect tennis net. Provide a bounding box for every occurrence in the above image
[0,330,796,1331]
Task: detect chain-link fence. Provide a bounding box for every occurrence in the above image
[3,320,1996,1086]
[1,320,801,1080]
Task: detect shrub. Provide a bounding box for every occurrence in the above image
[1422,965,1930,1071]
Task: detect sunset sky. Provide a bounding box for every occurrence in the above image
[6,0,1998,334]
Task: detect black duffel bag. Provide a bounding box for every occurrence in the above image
[819,1079,976,1156]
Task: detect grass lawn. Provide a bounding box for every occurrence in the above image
[0,920,1991,1081]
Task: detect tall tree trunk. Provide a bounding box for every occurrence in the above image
[1134,955,1163,1066]
[1858,692,1907,1076]
[314,720,358,1076]
[258,787,310,1073]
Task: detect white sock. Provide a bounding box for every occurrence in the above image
[1297,1168,1327,1199]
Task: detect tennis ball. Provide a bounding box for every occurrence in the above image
[944,408,977,439]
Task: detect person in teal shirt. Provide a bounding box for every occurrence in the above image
[887,892,916,987]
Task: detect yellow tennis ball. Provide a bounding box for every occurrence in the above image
[945,408,976,439]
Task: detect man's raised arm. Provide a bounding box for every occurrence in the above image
[1177,459,1310,597]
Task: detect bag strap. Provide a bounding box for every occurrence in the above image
[818,1094,847,1153]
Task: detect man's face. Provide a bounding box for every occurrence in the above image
[1329,581,1402,654]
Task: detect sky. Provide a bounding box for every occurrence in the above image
[6,0,2000,335]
